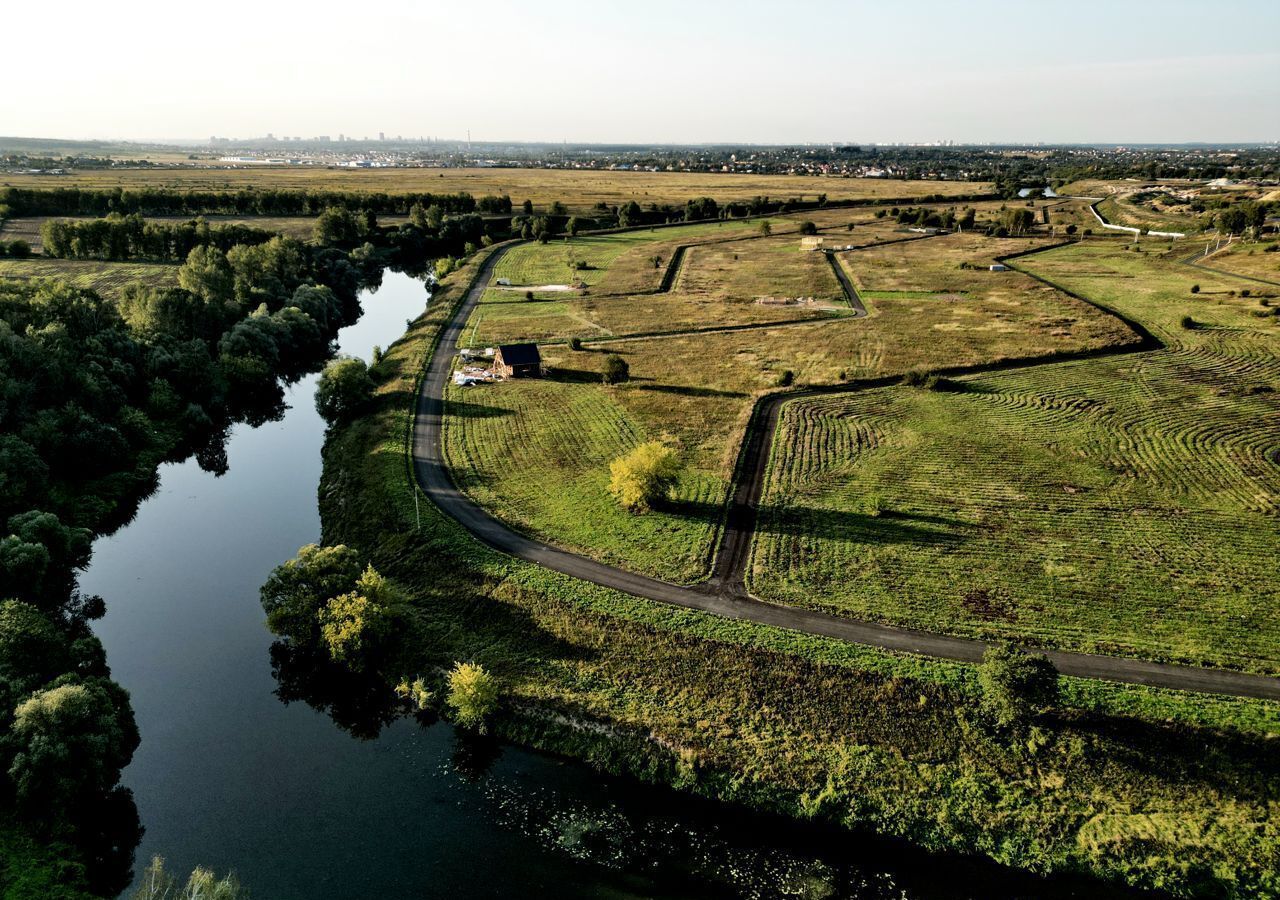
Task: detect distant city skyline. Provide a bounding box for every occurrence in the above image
[3,0,1277,145]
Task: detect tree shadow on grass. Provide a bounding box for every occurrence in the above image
[756,504,973,548]
[444,398,514,418]
[547,366,605,384]
[637,383,748,399]
[1057,708,1280,801]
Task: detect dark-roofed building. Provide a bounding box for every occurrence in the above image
[494,343,542,378]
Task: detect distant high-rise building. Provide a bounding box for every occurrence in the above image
[338,133,345,142]
[379,132,385,141]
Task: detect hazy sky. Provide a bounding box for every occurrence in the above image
[4,0,1277,144]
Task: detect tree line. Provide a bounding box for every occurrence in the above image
[41,213,278,262]
[1,186,509,218]
[0,233,381,897]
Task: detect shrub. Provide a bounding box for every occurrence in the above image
[568,337,583,351]
[775,369,794,387]
[798,221,817,236]
[395,676,434,711]
[1190,284,1200,294]
[978,644,1059,730]
[608,441,682,513]
[601,353,630,385]
[8,239,31,259]
[901,368,932,387]
[447,662,499,733]
[1181,315,1197,330]
[758,220,772,236]
[131,856,248,900]
[1241,289,1251,298]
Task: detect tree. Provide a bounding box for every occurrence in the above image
[178,246,234,303]
[8,239,31,259]
[9,676,139,816]
[601,353,629,385]
[447,662,499,732]
[798,221,817,235]
[977,644,1059,730]
[315,357,373,425]
[649,253,664,270]
[566,216,580,236]
[260,543,362,640]
[312,206,367,247]
[758,220,772,236]
[319,590,390,669]
[608,441,682,513]
[521,199,534,215]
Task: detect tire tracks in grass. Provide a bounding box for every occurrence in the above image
[412,234,1280,700]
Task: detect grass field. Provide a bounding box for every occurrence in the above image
[0,257,177,299]
[1194,238,1280,284]
[1,167,991,210]
[319,244,1280,900]
[752,240,1280,672]
[444,233,1136,581]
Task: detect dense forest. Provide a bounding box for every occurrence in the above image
[0,230,384,896]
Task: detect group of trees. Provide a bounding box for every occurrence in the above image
[0,228,380,895]
[41,214,276,262]
[261,544,501,732]
[1212,200,1272,235]
[2,186,484,218]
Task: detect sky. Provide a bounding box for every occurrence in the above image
[3,0,1277,145]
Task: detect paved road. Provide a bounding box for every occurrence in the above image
[412,243,1280,701]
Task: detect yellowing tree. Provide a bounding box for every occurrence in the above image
[447,662,500,732]
[319,586,391,668]
[608,441,682,513]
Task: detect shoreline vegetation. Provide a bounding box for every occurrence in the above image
[314,241,1280,899]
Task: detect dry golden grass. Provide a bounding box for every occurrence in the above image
[3,166,990,210]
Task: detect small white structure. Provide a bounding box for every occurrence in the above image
[989,264,1009,272]
[495,278,512,286]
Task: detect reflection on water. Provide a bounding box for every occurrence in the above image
[85,272,1138,899]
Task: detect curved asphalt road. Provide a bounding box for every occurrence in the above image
[413,242,1280,701]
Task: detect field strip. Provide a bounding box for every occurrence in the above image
[412,235,1280,699]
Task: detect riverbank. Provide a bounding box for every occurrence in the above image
[321,249,1280,899]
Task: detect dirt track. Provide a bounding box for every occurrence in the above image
[412,238,1280,701]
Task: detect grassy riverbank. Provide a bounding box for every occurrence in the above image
[317,247,1280,899]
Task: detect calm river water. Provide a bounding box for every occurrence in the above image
[84,271,1138,899]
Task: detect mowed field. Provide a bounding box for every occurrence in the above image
[2,167,990,210]
[466,218,883,347]
[752,240,1280,672]
[0,257,177,299]
[443,228,1135,582]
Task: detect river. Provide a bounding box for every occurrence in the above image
[83,271,1133,899]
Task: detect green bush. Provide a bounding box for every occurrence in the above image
[602,354,630,385]
[977,644,1059,730]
